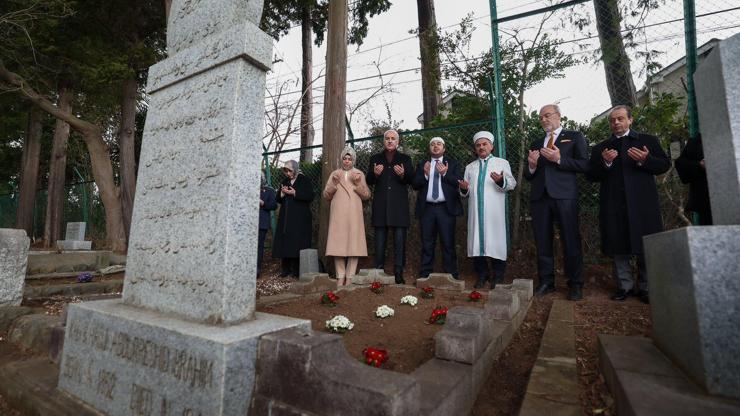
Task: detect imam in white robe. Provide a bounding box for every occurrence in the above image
[460,155,516,260]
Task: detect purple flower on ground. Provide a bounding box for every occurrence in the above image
[77,272,93,283]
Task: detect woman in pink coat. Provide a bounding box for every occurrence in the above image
[323,146,371,285]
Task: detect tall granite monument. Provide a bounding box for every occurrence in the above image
[644,33,740,400]
[57,1,309,414]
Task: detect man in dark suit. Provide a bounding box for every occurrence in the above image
[588,105,671,304]
[524,104,590,301]
[675,134,712,225]
[412,137,463,279]
[258,173,277,278]
[366,129,414,284]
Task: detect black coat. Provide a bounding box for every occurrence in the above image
[588,130,671,255]
[366,151,414,227]
[259,186,277,230]
[675,136,712,222]
[523,129,590,200]
[411,156,464,218]
[272,174,314,258]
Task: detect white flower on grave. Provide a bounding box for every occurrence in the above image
[400,295,418,306]
[326,315,354,333]
[375,305,395,319]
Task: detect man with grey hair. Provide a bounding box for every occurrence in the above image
[366,129,414,284]
[524,104,590,301]
[588,105,670,304]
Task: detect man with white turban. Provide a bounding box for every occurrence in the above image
[459,131,516,289]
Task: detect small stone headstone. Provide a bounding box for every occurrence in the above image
[289,273,336,295]
[299,249,320,277]
[415,273,465,291]
[0,229,30,307]
[56,222,92,251]
[352,269,395,285]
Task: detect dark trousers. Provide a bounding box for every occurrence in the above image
[374,226,407,270]
[473,257,506,282]
[420,203,458,278]
[281,257,299,277]
[531,195,583,287]
[257,228,268,277]
[613,254,648,292]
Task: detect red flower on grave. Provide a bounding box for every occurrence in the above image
[321,291,339,307]
[428,306,448,324]
[468,291,482,302]
[362,347,389,368]
[420,286,435,299]
[370,281,383,294]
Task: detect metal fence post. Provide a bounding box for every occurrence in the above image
[684,0,699,139]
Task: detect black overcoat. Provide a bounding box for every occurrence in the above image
[365,151,414,227]
[588,130,670,255]
[272,174,314,258]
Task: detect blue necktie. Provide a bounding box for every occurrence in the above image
[432,160,440,200]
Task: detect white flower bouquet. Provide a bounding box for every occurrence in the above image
[375,305,395,319]
[400,295,418,306]
[325,315,354,333]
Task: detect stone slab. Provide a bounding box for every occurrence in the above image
[520,300,579,416]
[24,279,123,299]
[352,268,396,285]
[0,305,35,332]
[0,229,29,307]
[299,248,320,277]
[415,273,465,291]
[694,33,740,225]
[0,358,103,416]
[8,314,63,354]
[58,299,309,416]
[599,334,740,416]
[252,327,420,415]
[435,306,494,364]
[65,222,87,241]
[288,272,336,295]
[485,286,521,320]
[412,358,472,416]
[27,251,111,275]
[56,240,93,251]
[644,226,740,399]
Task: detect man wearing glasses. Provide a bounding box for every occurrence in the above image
[524,104,590,300]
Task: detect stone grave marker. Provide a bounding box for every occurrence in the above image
[299,248,319,277]
[0,229,30,307]
[56,222,92,251]
[57,1,309,414]
[644,33,740,400]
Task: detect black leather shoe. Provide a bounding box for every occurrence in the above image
[610,289,633,301]
[394,267,405,285]
[567,286,583,301]
[490,276,503,288]
[279,271,290,278]
[534,283,556,297]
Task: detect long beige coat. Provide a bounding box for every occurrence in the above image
[323,168,371,257]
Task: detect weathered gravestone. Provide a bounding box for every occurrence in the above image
[0,229,30,307]
[57,1,309,414]
[56,222,92,251]
[299,248,320,277]
[644,33,740,400]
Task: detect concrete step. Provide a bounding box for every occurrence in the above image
[25,271,99,281]
[24,279,123,299]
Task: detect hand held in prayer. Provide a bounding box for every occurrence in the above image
[331,172,340,184]
[700,159,705,169]
[490,170,504,185]
[602,148,618,164]
[260,199,264,206]
[393,164,405,177]
[527,150,540,169]
[423,161,431,176]
[627,145,649,164]
[351,171,362,184]
[458,179,469,190]
[436,161,448,175]
[540,146,560,162]
[373,163,384,176]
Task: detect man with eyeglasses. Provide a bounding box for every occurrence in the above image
[524,104,590,301]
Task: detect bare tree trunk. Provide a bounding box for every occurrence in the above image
[300,4,315,163]
[44,85,72,247]
[593,0,637,107]
[0,61,128,251]
[417,0,442,128]
[510,77,528,244]
[15,106,43,237]
[318,0,348,260]
[118,77,138,241]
